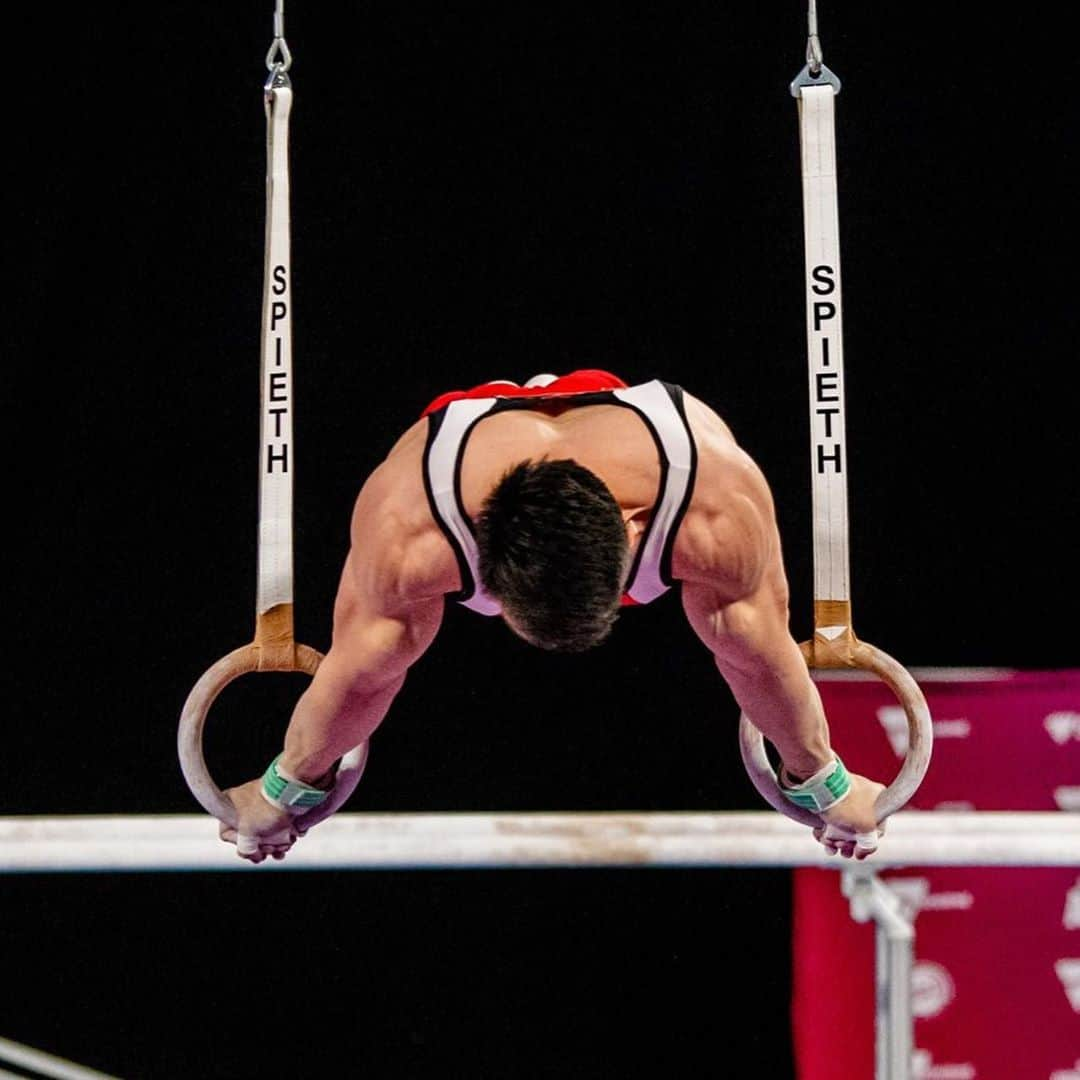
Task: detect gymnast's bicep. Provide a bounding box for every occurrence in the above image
[317,548,444,700]
[317,462,450,690]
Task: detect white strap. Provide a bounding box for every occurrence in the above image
[257,86,295,615]
[798,84,850,607]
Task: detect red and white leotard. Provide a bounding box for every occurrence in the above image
[421,370,698,615]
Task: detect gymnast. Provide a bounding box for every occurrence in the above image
[216,369,887,863]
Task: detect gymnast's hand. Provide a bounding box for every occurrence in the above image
[218,779,300,864]
[814,772,887,861]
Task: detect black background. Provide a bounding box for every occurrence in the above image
[8,4,1077,1078]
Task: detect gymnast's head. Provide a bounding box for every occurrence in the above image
[476,458,629,652]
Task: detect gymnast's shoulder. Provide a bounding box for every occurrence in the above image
[672,390,780,600]
[343,419,459,608]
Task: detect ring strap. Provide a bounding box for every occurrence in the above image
[797,83,853,648]
[257,85,296,623]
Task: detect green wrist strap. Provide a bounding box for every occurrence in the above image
[260,754,331,811]
[779,756,852,813]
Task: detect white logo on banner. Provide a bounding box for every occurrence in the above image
[1050,1060,1080,1080]
[1066,880,1080,931]
[1055,787,1080,812]
[879,707,910,756]
[911,961,955,1019]
[888,878,974,923]
[912,1050,976,1079]
[878,707,970,757]
[1057,959,1080,1012]
[1045,711,1080,744]
[890,878,930,921]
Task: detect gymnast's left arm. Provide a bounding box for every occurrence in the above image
[677,473,886,859]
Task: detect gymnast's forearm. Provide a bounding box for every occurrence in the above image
[278,672,405,784]
[738,670,832,779]
[717,647,834,779]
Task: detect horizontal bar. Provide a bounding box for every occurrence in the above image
[812,666,1020,680]
[0,812,1075,872]
[0,1035,119,1080]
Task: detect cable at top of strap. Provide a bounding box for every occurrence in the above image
[805,0,824,76]
[791,0,841,97]
[265,0,293,93]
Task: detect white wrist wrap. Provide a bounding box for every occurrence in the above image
[259,754,331,812]
[779,757,852,813]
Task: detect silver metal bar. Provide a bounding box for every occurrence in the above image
[0,1036,119,1080]
[1,812,1075,873]
[844,871,915,1080]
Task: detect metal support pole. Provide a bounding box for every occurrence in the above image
[843,869,915,1080]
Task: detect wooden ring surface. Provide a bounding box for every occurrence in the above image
[738,640,932,828]
[177,643,368,831]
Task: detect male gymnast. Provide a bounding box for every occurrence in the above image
[217,370,886,863]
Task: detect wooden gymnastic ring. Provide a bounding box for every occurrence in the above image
[738,640,933,828]
[177,642,368,832]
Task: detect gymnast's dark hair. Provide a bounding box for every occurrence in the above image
[476,459,628,652]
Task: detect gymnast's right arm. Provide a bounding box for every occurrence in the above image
[276,566,444,784]
[218,466,446,862]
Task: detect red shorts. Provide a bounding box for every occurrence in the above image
[421,369,629,417]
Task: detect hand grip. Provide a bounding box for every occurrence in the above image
[738,640,932,828]
[177,642,367,831]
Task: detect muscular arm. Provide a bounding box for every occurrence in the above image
[279,473,446,784]
[279,566,443,783]
[675,418,885,856]
[219,451,450,861]
[682,535,885,857]
[681,543,832,781]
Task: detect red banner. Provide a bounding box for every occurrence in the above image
[791,669,1080,1080]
